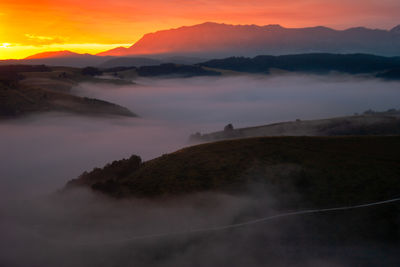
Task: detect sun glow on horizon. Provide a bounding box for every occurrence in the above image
[0,0,399,60]
[0,43,11,48]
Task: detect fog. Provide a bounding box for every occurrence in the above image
[76,75,400,127]
[1,74,400,266]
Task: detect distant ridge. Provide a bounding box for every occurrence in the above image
[98,22,400,57]
[0,51,112,68]
[198,53,400,74]
[24,50,85,59]
[391,25,400,34]
[4,22,400,67]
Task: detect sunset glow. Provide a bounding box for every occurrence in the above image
[1,0,399,59]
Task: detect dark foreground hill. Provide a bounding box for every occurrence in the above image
[67,136,400,243]
[67,136,400,204]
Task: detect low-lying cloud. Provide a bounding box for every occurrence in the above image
[1,74,400,266]
[77,74,400,127]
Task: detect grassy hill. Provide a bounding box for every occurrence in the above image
[0,65,136,118]
[67,136,400,242]
[68,136,400,203]
[191,113,400,142]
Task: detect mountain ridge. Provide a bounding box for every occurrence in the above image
[24,50,89,59]
[391,24,400,34]
[16,22,400,64]
[98,22,400,57]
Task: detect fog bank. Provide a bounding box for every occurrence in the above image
[76,75,400,127]
[1,75,400,266]
[2,187,398,267]
[3,75,400,198]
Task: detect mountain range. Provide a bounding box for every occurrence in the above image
[0,51,112,68]
[2,22,400,67]
[98,22,400,57]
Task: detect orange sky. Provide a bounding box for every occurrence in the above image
[1,0,399,59]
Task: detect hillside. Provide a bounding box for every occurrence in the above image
[198,53,400,75]
[68,136,400,203]
[67,136,400,242]
[98,53,400,78]
[191,112,400,142]
[0,65,136,118]
[99,56,206,68]
[98,22,400,57]
[376,68,400,80]
[101,63,221,79]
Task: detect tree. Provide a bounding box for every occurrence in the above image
[224,123,234,131]
[81,67,102,76]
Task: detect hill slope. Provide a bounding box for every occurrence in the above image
[0,65,136,118]
[67,136,400,243]
[68,136,400,203]
[198,53,400,74]
[191,113,400,142]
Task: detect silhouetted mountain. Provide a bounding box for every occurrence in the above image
[98,22,400,57]
[24,50,84,59]
[0,51,113,67]
[199,53,400,74]
[98,46,129,57]
[391,25,400,34]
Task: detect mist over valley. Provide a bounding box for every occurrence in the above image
[2,13,400,265]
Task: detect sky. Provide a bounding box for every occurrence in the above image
[0,0,399,59]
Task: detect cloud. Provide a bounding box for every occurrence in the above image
[24,34,69,45]
[2,74,400,198]
[1,75,400,266]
